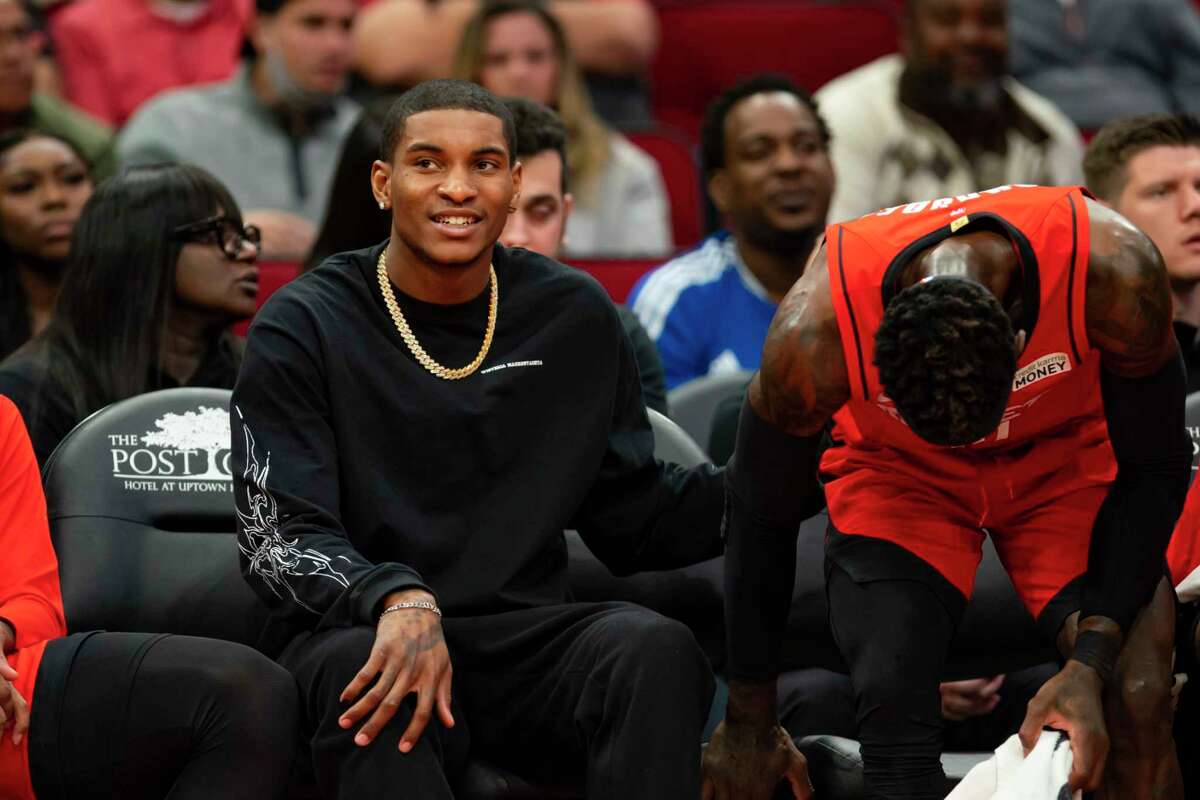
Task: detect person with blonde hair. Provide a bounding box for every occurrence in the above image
[453,1,671,258]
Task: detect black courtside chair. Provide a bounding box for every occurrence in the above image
[666,370,754,456]
[41,387,575,800]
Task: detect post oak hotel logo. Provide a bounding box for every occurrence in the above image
[108,406,233,493]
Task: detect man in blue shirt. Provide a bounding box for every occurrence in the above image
[628,74,834,389]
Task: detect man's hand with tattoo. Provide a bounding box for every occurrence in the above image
[1019,659,1108,791]
[0,619,28,746]
[701,679,813,800]
[337,589,454,751]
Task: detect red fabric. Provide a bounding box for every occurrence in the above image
[819,185,1117,612]
[651,2,898,137]
[626,128,704,250]
[1169,477,1200,588]
[50,0,252,127]
[232,260,303,336]
[0,395,67,800]
[570,258,661,303]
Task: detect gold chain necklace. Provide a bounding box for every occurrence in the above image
[376,250,498,380]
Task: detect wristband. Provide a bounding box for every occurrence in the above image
[1070,629,1120,685]
[380,600,442,620]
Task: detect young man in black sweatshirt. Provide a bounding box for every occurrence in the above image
[231,79,724,799]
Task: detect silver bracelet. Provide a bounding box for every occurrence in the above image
[380,600,442,620]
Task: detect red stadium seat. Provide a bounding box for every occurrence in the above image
[651,2,899,138]
[232,260,301,336]
[626,127,705,250]
[570,258,663,303]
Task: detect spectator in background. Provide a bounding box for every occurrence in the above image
[1084,114,1200,392]
[499,96,667,414]
[0,164,259,465]
[453,1,671,258]
[0,0,114,177]
[49,0,252,127]
[628,75,833,390]
[117,0,359,260]
[0,130,93,361]
[304,96,393,270]
[1010,0,1200,133]
[816,0,1083,223]
[353,0,657,124]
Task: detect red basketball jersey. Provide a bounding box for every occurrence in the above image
[819,185,1115,490]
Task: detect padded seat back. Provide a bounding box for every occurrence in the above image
[566,410,723,659]
[43,388,268,645]
[667,370,754,455]
[1185,390,1200,482]
[651,2,899,137]
[569,258,661,303]
[626,127,704,250]
[647,407,709,468]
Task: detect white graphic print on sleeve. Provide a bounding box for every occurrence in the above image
[234,406,350,612]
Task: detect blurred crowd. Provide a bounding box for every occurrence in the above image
[3,0,1200,795]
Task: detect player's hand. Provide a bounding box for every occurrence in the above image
[701,721,813,800]
[0,653,29,747]
[338,589,454,751]
[940,674,1004,721]
[1018,660,1108,792]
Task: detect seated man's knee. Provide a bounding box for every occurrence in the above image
[231,652,301,730]
[169,636,295,706]
[610,608,708,676]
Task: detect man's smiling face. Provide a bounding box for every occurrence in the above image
[381,108,520,268]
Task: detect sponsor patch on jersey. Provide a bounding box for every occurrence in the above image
[1012,352,1071,391]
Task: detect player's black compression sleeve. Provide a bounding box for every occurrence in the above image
[723,399,823,681]
[1085,351,1191,634]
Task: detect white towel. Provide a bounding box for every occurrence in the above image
[1177,563,1200,604]
[947,730,1080,800]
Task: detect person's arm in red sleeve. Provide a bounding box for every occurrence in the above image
[0,396,66,650]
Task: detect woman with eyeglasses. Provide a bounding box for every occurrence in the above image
[0,130,95,362]
[0,163,261,465]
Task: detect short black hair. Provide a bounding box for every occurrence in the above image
[502,97,569,193]
[1084,113,1200,201]
[379,79,517,164]
[874,277,1016,446]
[700,73,830,177]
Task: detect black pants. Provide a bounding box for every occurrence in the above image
[281,601,715,800]
[776,662,1056,752]
[28,632,299,800]
[826,554,968,800]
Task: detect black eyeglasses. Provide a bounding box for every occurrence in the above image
[172,215,261,260]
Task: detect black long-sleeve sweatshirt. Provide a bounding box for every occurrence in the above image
[232,242,724,656]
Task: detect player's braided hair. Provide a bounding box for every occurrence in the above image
[874,277,1016,446]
